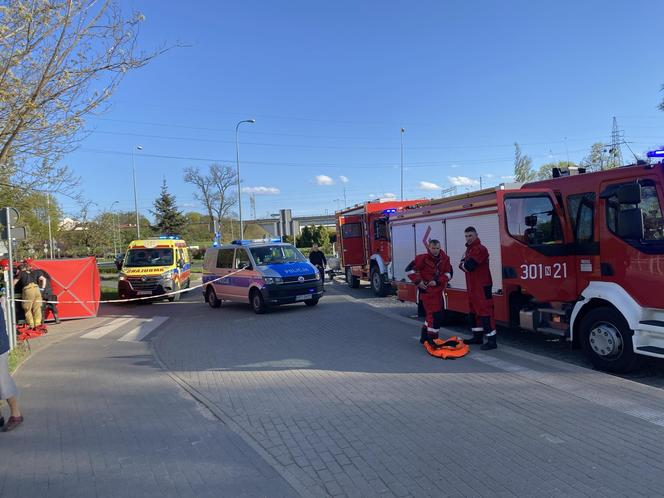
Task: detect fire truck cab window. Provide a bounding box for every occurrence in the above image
[216,249,234,268]
[606,182,664,241]
[342,223,362,238]
[504,196,563,246]
[567,193,596,243]
[374,219,389,240]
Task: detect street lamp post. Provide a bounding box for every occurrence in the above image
[235,119,255,240]
[400,128,405,201]
[46,192,54,258]
[110,200,119,256]
[131,145,143,239]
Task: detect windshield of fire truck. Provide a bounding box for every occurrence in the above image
[124,248,174,267]
[504,195,563,245]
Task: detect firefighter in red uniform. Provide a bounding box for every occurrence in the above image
[406,239,452,346]
[459,226,497,350]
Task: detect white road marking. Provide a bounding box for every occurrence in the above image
[118,316,169,342]
[81,317,135,339]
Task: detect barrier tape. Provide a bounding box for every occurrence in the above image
[10,269,246,305]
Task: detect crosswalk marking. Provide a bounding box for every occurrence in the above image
[118,316,169,342]
[81,317,135,339]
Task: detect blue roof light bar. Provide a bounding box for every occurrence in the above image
[646,148,664,158]
[231,238,282,245]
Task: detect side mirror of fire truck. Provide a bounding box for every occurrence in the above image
[617,183,642,205]
[617,208,644,240]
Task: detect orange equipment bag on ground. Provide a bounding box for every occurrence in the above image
[423,336,470,359]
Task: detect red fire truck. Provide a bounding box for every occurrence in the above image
[336,199,426,296]
[390,160,664,373]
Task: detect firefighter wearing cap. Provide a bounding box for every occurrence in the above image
[459,226,496,350]
[406,239,452,345]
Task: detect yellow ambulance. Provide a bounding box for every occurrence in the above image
[118,237,191,302]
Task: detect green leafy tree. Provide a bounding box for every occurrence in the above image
[580,142,620,172]
[180,211,214,244]
[513,143,536,183]
[150,181,186,236]
[535,160,579,180]
[296,225,330,248]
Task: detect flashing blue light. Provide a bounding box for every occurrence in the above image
[382,208,397,214]
[231,238,282,246]
[158,235,179,240]
[647,148,664,158]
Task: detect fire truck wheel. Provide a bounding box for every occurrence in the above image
[251,289,267,314]
[345,267,360,289]
[370,266,388,297]
[206,287,221,308]
[580,307,642,373]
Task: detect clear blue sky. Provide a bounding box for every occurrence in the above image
[61,0,664,220]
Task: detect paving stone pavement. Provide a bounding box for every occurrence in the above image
[0,313,298,498]
[153,289,664,497]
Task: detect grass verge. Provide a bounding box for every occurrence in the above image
[8,341,30,373]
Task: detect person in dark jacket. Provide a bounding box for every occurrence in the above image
[0,299,23,432]
[13,263,46,329]
[459,226,496,350]
[31,267,60,324]
[308,244,327,290]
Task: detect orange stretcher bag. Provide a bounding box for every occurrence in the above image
[423,336,470,359]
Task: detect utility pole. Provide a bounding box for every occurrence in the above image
[611,116,624,167]
[250,193,256,220]
[46,193,54,258]
[400,128,405,201]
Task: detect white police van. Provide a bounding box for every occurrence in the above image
[202,239,323,313]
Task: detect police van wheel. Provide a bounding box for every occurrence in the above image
[251,290,267,314]
[580,307,642,373]
[304,297,319,307]
[206,287,221,308]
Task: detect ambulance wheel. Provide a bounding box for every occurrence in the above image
[345,267,359,289]
[250,289,267,314]
[304,297,319,307]
[370,266,388,297]
[206,287,221,308]
[580,307,642,373]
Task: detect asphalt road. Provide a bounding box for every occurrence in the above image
[329,276,664,389]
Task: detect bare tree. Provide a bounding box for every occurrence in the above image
[183,166,215,227]
[0,0,166,193]
[184,164,238,231]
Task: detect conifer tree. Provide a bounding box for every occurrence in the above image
[151,181,187,236]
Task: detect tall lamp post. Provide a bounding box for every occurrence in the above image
[235,119,255,240]
[109,200,119,256]
[400,127,405,201]
[131,145,143,239]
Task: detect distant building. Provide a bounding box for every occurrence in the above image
[253,209,335,238]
